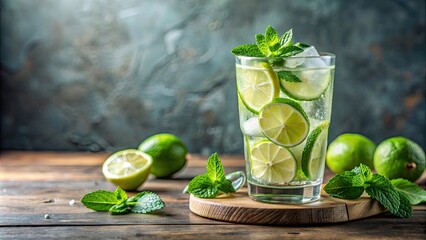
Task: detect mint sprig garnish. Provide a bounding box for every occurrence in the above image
[231,25,310,83]
[324,164,422,218]
[187,153,236,198]
[231,25,310,58]
[81,186,165,214]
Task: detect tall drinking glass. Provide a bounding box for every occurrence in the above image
[235,50,335,204]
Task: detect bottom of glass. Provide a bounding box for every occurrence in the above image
[247,180,322,204]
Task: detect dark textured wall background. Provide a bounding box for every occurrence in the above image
[1,0,425,153]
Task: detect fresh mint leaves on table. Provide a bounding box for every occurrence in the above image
[324,164,426,218]
[187,153,236,198]
[231,25,310,84]
[81,186,165,214]
[391,178,426,205]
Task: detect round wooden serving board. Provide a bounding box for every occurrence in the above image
[189,189,386,225]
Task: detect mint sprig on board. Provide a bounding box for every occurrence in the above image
[231,25,310,83]
[324,164,426,218]
[187,153,236,198]
[81,186,165,214]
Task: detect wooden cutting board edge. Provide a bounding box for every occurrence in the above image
[189,189,386,225]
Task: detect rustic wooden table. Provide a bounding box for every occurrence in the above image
[0,151,425,239]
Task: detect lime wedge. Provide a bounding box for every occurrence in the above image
[250,140,297,184]
[302,121,330,180]
[258,98,310,147]
[102,149,152,190]
[236,64,279,114]
[280,68,332,101]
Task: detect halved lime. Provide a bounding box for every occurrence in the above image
[102,149,152,190]
[302,121,330,180]
[280,68,332,101]
[250,140,297,184]
[258,98,310,147]
[236,63,279,114]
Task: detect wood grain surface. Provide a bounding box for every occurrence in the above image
[189,190,386,225]
[0,151,425,239]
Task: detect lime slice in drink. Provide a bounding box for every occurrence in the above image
[236,63,279,114]
[102,149,152,190]
[302,121,330,180]
[258,98,310,147]
[250,140,297,184]
[280,68,332,101]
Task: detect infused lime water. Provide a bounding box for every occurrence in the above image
[235,52,335,204]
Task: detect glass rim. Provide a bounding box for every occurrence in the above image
[235,52,335,61]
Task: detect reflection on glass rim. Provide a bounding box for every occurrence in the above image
[235,52,335,60]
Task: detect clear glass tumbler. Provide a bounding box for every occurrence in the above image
[235,50,335,204]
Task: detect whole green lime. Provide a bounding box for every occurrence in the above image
[326,133,376,174]
[138,133,187,178]
[374,137,425,182]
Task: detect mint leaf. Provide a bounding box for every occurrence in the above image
[217,179,236,194]
[394,191,413,218]
[81,190,119,212]
[256,34,271,56]
[365,174,400,215]
[187,174,220,198]
[265,25,280,48]
[391,178,426,205]
[115,186,127,203]
[231,44,263,57]
[207,152,225,182]
[127,191,165,213]
[294,42,310,49]
[277,71,302,83]
[324,171,364,199]
[277,45,303,57]
[351,164,372,183]
[280,28,293,47]
[187,153,236,198]
[110,202,130,215]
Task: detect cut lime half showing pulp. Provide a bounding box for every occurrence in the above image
[236,63,279,114]
[302,121,330,180]
[250,140,297,184]
[102,149,152,190]
[258,98,310,147]
[280,68,332,101]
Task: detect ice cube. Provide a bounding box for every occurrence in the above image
[286,46,326,68]
[242,117,263,137]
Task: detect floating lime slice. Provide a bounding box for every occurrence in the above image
[280,68,332,101]
[236,64,279,114]
[250,140,297,184]
[258,98,310,147]
[302,121,330,180]
[102,149,152,190]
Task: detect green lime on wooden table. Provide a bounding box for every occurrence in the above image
[138,133,188,178]
[326,133,376,174]
[374,136,425,182]
[102,149,152,190]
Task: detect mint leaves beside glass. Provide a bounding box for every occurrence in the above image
[324,164,426,218]
[231,25,310,84]
[81,186,165,214]
[187,153,236,198]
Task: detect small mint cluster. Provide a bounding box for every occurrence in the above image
[81,186,164,214]
[187,153,236,198]
[324,164,426,218]
[231,25,309,58]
